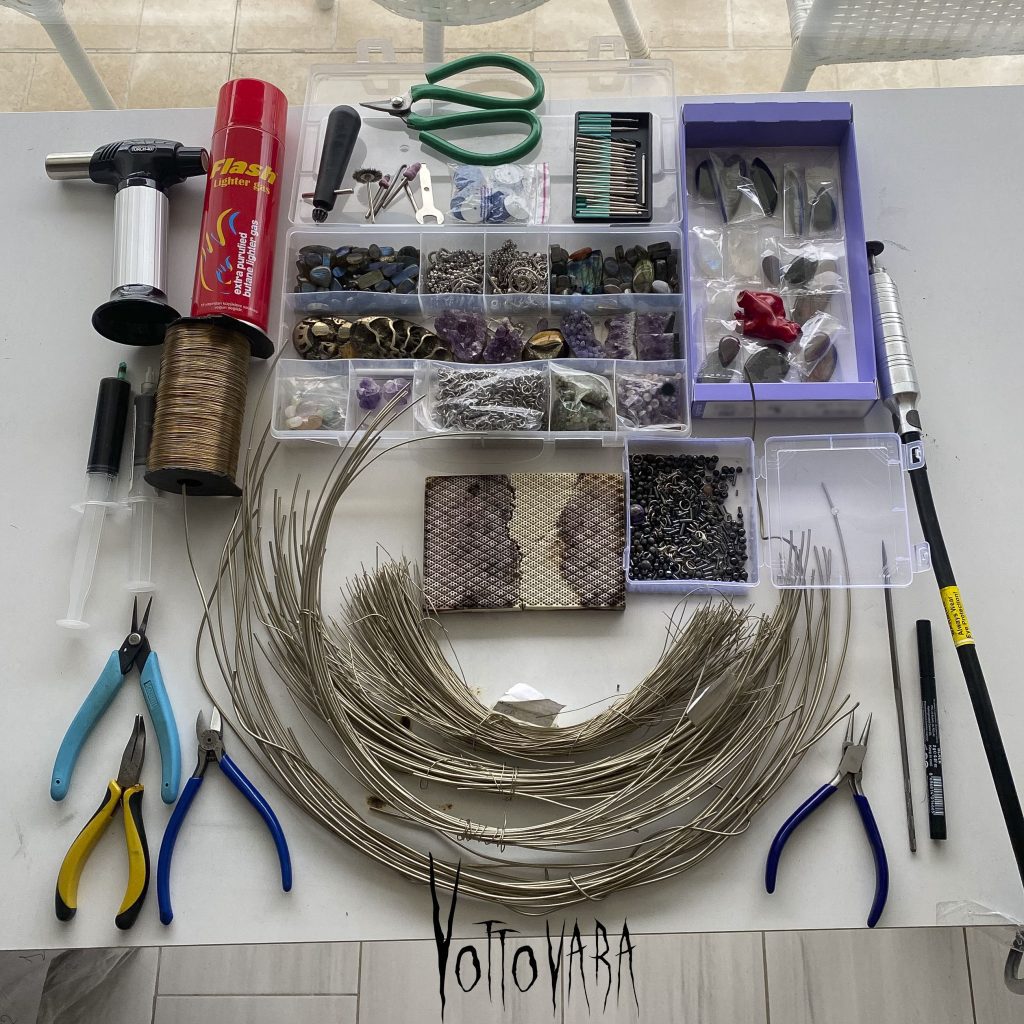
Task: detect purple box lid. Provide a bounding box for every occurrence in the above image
[682,100,878,410]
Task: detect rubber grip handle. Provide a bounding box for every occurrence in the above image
[415,53,545,110]
[220,753,292,892]
[55,780,120,921]
[51,652,125,801]
[156,774,203,925]
[407,109,542,166]
[313,106,360,216]
[87,375,131,476]
[853,792,890,928]
[138,651,180,803]
[115,784,149,930]
[765,783,838,893]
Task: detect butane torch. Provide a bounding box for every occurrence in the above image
[868,241,1024,992]
[45,140,209,346]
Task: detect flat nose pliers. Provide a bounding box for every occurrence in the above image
[157,708,292,924]
[51,597,180,804]
[765,711,890,927]
[55,715,150,930]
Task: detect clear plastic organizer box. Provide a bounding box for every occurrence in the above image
[274,356,689,445]
[273,57,688,445]
[623,433,929,594]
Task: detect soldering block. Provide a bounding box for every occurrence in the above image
[422,472,625,612]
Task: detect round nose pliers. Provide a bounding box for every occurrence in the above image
[765,711,890,928]
[51,597,180,804]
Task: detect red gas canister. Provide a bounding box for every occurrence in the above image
[190,78,288,343]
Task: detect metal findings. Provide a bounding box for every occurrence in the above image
[627,453,749,583]
[425,247,485,294]
[432,365,548,431]
[487,238,546,294]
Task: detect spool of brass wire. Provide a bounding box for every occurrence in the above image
[146,320,250,496]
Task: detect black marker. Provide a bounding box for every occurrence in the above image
[917,620,947,840]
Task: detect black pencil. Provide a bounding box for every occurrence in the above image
[917,619,947,840]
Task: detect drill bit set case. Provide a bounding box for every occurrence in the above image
[682,101,878,419]
[274,57,691,445]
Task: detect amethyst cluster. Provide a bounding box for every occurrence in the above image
[559,311,601,358]
[357,377,410,411]
[433,311,526,364]
[635,312,678,360]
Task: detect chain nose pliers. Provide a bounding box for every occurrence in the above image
[55,715,150,930]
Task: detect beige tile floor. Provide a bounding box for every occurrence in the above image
[2,926,1022,1022]
[3,0,1024,112]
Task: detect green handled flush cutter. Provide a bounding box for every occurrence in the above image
[361,53,545,166]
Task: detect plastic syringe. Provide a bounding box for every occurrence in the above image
[58,362,131,630]
[125,369,161,593]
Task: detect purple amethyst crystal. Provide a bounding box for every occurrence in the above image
[357,377,382,410]
[482,318,524,363]
[560,310,601,358]
[382,377,410,408]
[433,310,487,362]
[636,312,678,360]
[601,312,637,359]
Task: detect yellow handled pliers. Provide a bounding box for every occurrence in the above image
[55,715,150,930]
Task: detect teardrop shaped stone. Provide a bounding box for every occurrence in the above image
[718,335,740,366]
[783,255,818,286]
[746,345,790,383]
[803,333,838,382]
[761,253,781,287]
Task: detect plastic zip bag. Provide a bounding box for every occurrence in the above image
[449,163,550,224]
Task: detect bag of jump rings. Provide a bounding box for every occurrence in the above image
[418,363,549,433]
[449,163,550,224]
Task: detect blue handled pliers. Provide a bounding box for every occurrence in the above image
[52,598,180,805]
[156,708,292,925]
[765,711,889,928]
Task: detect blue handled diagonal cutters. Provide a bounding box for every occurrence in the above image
[156,708,292,925]
[52,597,180,805]
[765,711,889,928]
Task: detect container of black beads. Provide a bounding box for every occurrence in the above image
[623,437,757,593]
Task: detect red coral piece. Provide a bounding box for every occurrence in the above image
[736,290,801,344]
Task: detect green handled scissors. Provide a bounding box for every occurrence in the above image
[361,52,544,166]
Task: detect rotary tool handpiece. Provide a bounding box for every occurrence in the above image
[867,240,922,437]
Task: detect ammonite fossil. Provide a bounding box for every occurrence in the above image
[292,315,450,361]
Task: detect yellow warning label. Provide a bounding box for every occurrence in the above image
[940,586,974,647]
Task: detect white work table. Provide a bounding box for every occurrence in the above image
[1,84,1022,952]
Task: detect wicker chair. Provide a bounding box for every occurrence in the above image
[783,0,1024,90]
[318,0,651,63]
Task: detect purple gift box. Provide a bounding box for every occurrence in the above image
[681,100,878,418]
